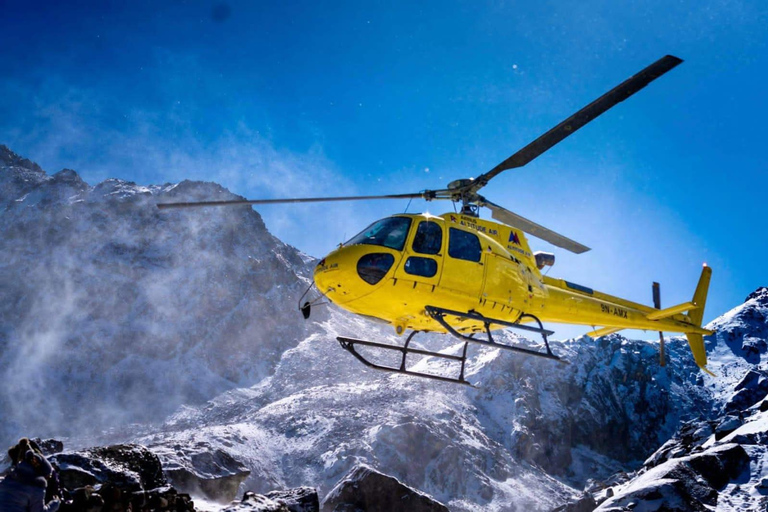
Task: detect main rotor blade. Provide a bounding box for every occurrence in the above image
[471,55,683,193]
[482,200,590,254]
[157,192,426,209]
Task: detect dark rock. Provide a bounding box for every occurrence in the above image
[643,419,714,469]
[322,464,448,512]
[598,443,750,511]
[31,438,65,456]
[598,460,716,511]
[67,485,104,512]
[724,369,768,413]
[156,443,251,503]
[223,491,289,511]
[265,487,319,512]
[0,144,44,173]
[714,416,743,441]
[51,444,166,493]
[551,493,597,512]
[686,443,750,489]
[745,287,768,303]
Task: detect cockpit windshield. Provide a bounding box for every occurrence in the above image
[346,216,412,251]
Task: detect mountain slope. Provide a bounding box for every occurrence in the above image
[0,145,315,442]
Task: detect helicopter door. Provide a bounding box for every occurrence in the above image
[394,219,444,287]
[440,227,485,298]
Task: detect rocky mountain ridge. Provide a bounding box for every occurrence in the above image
[0,144,315,442]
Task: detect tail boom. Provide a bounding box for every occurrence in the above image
[541,265,713,373]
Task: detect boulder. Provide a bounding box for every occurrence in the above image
[597,443,750,511]
[723,369,768,414]
[152,442,251,503]
[322,464,448,512]
[551,493,597,512]
[596,460,716,511]
[266,487,320,512]
[223,491,290,511]
[51,444,166,493]
[31,438,65,456]
[686,444,750,489]
[714,416,743,440]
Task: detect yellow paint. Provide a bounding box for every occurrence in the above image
[314,213,714,373]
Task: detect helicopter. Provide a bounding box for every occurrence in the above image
[158,54,714,385]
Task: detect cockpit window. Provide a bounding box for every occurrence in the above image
[412,221,442,255]
[346,217,413,251]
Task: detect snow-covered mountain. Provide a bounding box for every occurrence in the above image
[0,144,314,441]
[2,146,766,511]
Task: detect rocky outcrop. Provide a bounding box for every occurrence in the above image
[32,441,323,512]
[41,443,196,511]
[321,464,449,512]
[265,488,320,512]
[52,444,167,492]
[594,443,750,511]
[223,492,290,512]
[552,287,768,511]
[562,381,768,510]
[152,441,251,502]
[223,488,319,512]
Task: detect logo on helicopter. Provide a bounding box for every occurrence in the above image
[508,231,521,245]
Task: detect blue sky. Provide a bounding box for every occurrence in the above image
[2,0,767,340]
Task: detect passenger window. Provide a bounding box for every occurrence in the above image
[404,257,438,278]
[412,221,442,255]
[448,228,482,262]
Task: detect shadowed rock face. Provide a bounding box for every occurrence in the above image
[322,464,449,512]
[153,441,251,503]
[52,444,167,492]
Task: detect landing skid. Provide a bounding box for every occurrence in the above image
[337,306,563,385]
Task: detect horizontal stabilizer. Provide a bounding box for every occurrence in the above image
[586,327,623,338]
[646,301,697,321]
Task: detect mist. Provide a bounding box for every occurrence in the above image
[0,147,317,447]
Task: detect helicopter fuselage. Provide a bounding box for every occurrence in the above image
[314,212,711,339]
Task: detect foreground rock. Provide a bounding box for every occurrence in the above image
[152,441,251,502]
[52,444,167,492]
[322,464,449,512]
[50,443,195,511]
[223,488,319,512]
[567,395,768,510]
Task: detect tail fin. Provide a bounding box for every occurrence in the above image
[685,265,714,375]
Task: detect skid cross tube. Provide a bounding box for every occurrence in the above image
[425,306,562,362]
[337,336,473,385]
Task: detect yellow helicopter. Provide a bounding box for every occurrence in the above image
[158,54,713,384]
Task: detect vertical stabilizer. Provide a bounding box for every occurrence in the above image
[685,265,714,375]
[688,264,712,326]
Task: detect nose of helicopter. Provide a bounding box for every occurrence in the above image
[313,245,399,305]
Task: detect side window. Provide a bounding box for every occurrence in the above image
[448,228,482,262]
[404,257,438,278]
[412,221,442,255]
